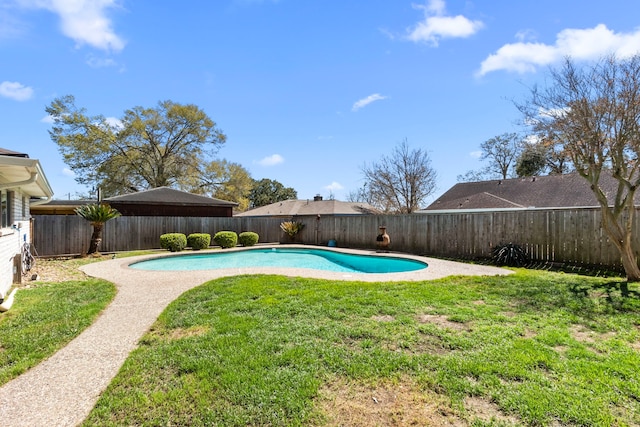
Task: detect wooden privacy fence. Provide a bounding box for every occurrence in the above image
[32,207,638,270]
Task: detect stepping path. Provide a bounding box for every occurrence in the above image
[0,248,511,426]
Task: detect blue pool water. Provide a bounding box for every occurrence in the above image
[130,247,428,273]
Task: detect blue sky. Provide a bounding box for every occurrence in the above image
[2,0,640,203]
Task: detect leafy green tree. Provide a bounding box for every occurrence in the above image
[248,178,297,208]
[74,204,121,255]
[361,139,437,213]
[518,54,640,281]
[199,160,253,211]
[46,96,226,197]
[515,142,548,177]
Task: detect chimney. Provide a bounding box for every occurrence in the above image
[314,194,323,201]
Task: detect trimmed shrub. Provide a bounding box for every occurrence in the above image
[492,243,529,267]
[187,233,211,250]
[238,232,259,247]
[213,231,238,249]
[160,233,187,252]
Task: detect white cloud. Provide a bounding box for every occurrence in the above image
[62,167,75,177]
[18,0,125,52]
[41,114,54,123]
[478,24,640,76]
[407,0,484,46]
[324,181,344,192]
[257,154,284,166]
[352,93,387,112]
[0,81,34,101]
[469,150,482,159]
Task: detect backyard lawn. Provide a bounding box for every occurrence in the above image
[0,277,116,385]
[75,269,639,426]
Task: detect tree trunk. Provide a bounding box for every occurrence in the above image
[598,203,640,282]
[87,222,104,255]
[618,239,640,282]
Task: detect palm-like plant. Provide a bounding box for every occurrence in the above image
[75,203,121,255]
[280,220,305,242]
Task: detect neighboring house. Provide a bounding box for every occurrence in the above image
[0,148,53,301]
[236,195,380,217]
[104,187,238,217]
[31,199,96,215]
[424,172,635,211]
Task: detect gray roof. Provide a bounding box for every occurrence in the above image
[105,187,238,206]
[236,199,380,217]
[425,172,636,210]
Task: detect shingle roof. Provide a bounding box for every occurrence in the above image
[0,148,29,158]
[104,187,238,206]
[236,199,380,217]
[425,172,635,210]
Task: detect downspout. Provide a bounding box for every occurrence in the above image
[0,289,17,312]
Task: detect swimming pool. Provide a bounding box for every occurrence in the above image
[130,247,428,273]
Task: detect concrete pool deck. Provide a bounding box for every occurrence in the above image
[0,246,511,426]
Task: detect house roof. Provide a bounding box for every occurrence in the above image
[236,198,380,217]
[0,149,54,199]
[424,172,635,211]
[0,148,29,158]
[104,187,238,206]
[30,199,96,215]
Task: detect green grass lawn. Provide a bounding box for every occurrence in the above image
[0,278,116,385]
[82,270,640,426]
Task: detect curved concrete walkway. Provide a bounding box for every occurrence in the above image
[0,247,511,426]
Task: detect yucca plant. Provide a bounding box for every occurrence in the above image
[75,203,121,255]
[280,220,305,242]
[492,242,529,267]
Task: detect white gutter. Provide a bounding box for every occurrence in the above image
[0,171,38,191]
[30,195,52,206]
[0,156,54,200]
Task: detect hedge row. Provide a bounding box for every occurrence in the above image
[159,231,259,252]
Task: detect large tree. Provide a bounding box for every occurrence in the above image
[480,132,522,179]
[361,139,437,213]
[458,133,523,182]
[197,160,253,211]
[515,141,548,177]
[248,178,297,208]
[46,96,226,197]
[518,54,640,281]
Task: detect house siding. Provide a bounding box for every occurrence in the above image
[0,190,32,300]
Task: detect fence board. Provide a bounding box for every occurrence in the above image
[32,207,640,271]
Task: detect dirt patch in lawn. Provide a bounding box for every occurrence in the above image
[317,377,524,426]
[316,376,464,427]
[20,254,112,285]
[417,314,470,332]
[463,396,520,425]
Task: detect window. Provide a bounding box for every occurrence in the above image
[1,190,13,228]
